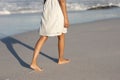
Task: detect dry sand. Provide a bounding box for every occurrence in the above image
[0,18,120,80]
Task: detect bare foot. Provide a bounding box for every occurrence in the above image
[30,64,43,72]
[58,58,70,64]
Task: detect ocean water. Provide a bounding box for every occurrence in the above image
[0,0,120,39]
[0,0,120,15]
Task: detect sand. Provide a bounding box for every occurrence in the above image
[0,18,120,80]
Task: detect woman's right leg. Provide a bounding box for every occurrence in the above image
[57,33,70,64]
[30,36,48,71]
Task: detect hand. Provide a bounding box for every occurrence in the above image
[64,17,70,28]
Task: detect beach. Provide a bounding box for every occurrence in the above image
[0,18,120,80]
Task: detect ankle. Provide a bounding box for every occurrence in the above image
[58,57,64,61]
[31,62,37,66]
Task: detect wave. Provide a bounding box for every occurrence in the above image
[0,2,120,15]
[0,1,43,15]
[88,3,120,10]
[0,9,42,15]
[67,2,120,11]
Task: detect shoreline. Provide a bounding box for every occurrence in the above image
[4,17,120,38]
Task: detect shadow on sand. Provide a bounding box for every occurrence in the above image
[0,36,58,69]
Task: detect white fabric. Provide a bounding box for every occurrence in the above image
[39,0,67,36]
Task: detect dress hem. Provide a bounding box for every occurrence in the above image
[40,32,67,37]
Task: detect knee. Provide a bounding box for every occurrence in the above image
[59,0,65,3]
[40,36,48,40]
[58,34,64,40]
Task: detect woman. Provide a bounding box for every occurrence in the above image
[30,0,70,71]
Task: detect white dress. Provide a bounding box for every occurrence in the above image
[39,0,67,36]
